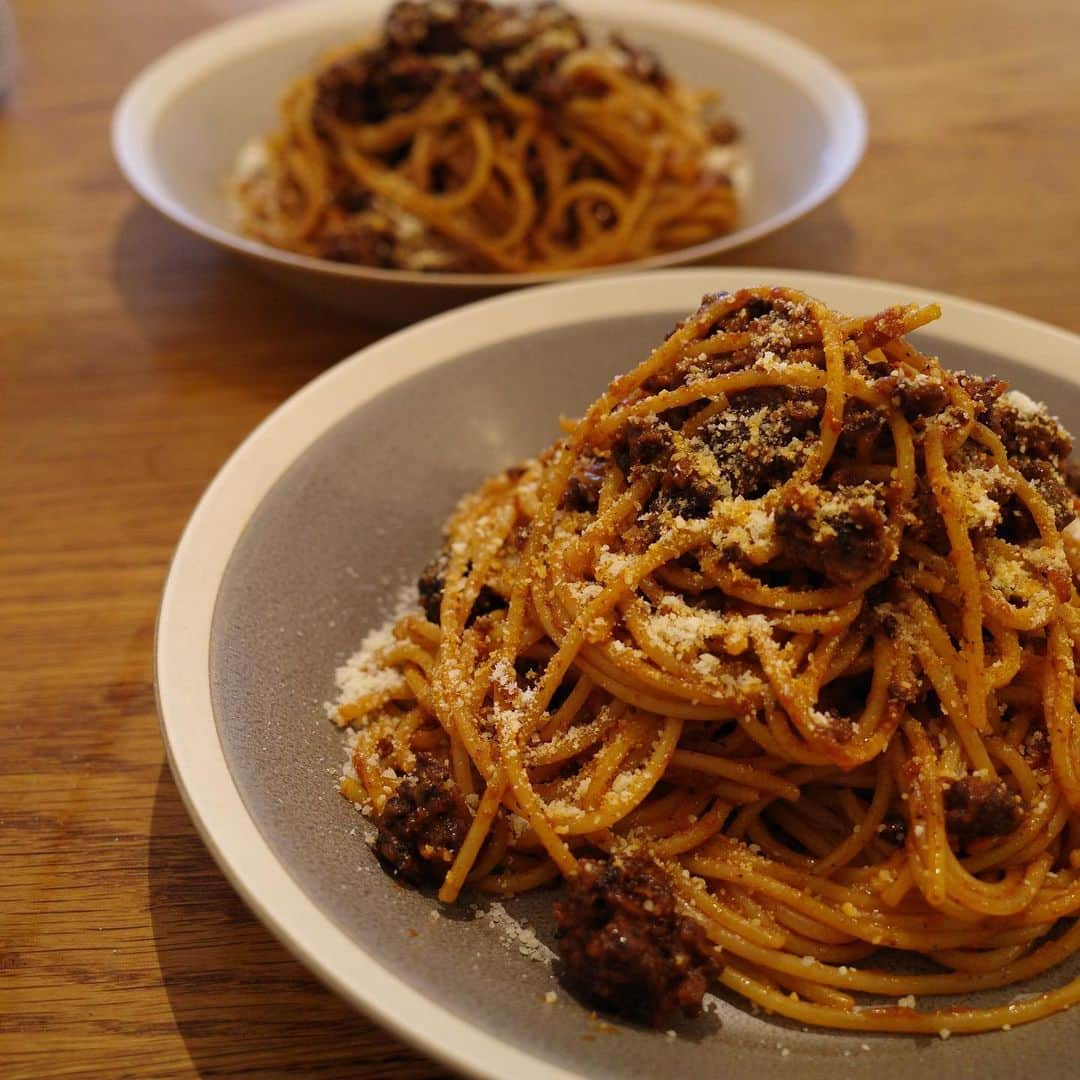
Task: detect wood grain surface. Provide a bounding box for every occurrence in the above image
[2,0,1078,1076]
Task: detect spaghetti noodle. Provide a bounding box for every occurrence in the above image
[331,285,1080,1034]
[232,0,739,273]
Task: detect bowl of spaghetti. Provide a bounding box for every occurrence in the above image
[157,269,1080,1078]
[113,0,865,323]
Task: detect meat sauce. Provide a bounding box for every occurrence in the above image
[554,855,719,1027]
[375,755,471,886]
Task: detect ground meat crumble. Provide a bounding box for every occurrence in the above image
[314,0,590,134]
[416,548,507,625]
[943,776,1022,843]
[561,456,607,511]
[375,755,471,886]
[610,388,824,526]
[774,482,893,585]
[418,550,449,623]
[554,854,719,1027]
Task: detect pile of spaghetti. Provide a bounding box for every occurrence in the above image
[232,0,738,273]
[332,285,1080,1034]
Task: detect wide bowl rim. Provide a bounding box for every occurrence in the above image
[154,267,1080,1080]
[112,0,868,290]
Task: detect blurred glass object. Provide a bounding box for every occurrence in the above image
[0,1,15,103]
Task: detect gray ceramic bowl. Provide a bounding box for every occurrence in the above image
[156,269,1080,1078]
[112,0,866,324]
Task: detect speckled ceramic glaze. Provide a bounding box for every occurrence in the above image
[157,270,1080,1079]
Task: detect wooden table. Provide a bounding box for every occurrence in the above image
[2,0,1078,1075]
